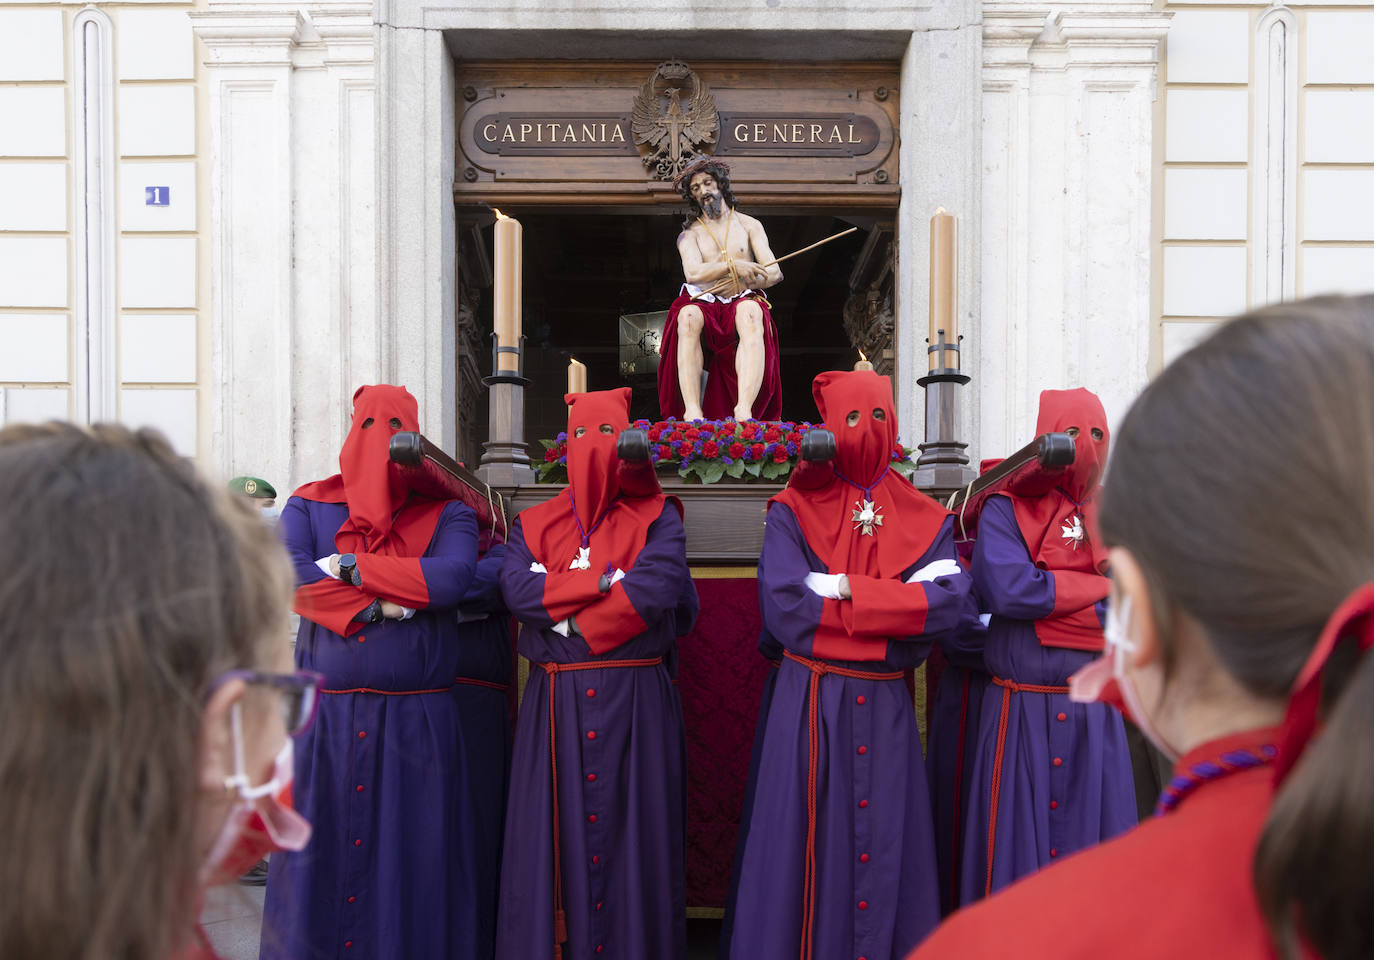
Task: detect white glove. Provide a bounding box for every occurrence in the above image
[906,558,964,584]
[978,613,993,627]
[399,606,416,620]
[608,568,626,587]
[804,571,845,600]
[529,562,548,574]
[316,556,342,580]
[552,619,571,637]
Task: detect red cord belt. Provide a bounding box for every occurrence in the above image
[536,656,666,960]
[984,675,1070,896]
[320,676,509,696]
[782,650,904,960]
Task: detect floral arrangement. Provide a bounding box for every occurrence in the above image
[537,419,919,485]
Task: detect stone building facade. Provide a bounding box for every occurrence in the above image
[1,0,1371,490]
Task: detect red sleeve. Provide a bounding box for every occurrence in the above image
[842,575,932,638]
[812,599,895,661]
[351,556,430,608]
[573,583,649,656]
[542,569,611,624]
[1052,570,1111,615]
[294,580,373,637]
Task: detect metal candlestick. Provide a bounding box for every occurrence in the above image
[913,329,975,491]
[478,334,537,486]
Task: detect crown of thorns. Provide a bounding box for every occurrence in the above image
[672,156,731,188]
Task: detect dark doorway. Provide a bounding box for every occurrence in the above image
[469,209,881,453]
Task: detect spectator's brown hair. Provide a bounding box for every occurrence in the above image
[0,422,291,960]
[1099,295,1374,960]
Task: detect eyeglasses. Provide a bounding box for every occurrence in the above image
[210,669,326,737]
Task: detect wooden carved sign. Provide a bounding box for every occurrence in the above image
[456,60,900,206]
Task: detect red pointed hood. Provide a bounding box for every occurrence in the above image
[519,387,674,574]
[292,384,452,560]
[337,384,417,544]
[1007,387,1112,650]
[772,370,948,580]
[1036,388,1109,504]
[565,388,628,535]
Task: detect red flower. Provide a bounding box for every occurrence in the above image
[656,444,672,460]
[544,448,559,462]
[701,439,720,458]
[763,426,782,442]
[787,431,803,445]
[684,427,701,440]
[728,441,746,459]
[771,445,789,463]
[648,425,664,441]
[667,431,684,443]
[678,440,695,458]
[750,443,765,460]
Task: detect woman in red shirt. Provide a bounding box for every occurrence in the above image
[912,294,1374,960]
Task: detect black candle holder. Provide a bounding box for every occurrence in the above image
[482,336,531,387]
[478,333,536,486]
[913,329,975,491]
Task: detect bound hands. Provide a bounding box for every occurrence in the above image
[732,260,770,290]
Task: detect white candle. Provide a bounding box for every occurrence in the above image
[567,357,587,395]
[493,209,522,373]
[929,208,958,371]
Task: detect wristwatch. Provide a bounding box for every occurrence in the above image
[338,553,359,586]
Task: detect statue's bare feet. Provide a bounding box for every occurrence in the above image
[683,406,705,422]
[733,404,755,422]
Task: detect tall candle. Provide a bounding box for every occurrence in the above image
[928,208,958,371]
[493,208,522,373]
[567,357,587,395]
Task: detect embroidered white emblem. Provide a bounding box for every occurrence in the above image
[570,546,592,570]
[851,499,884,537]
[1061,514,1086,549]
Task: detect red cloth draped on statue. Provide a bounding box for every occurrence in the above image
[657,291,782,421]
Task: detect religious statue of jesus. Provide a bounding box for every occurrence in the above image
[657,158,784,422]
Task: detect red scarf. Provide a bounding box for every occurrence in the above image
[773,370,948,580]
[519,389,677,650]
[1276,582,1374,784]
[1007,388,1111,650]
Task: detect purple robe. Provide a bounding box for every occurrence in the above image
[495,503,698,960]
[726,506,977,960]
[263,497,512,960]
[925,612,990,916]
[958,495,1136,905]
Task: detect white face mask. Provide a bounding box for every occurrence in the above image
[1070,596,1180,761]
[200,702,312,886]
[259,504,282,523]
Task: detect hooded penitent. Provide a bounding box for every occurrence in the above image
[1007,388,1111,650]
[769,371,950,661]
[292,384,448,633]
[774,370,947,580]
[518,388,679,652]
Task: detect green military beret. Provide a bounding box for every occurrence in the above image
[228,476,277,499]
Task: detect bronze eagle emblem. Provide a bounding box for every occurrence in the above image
[631,61,719,182]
